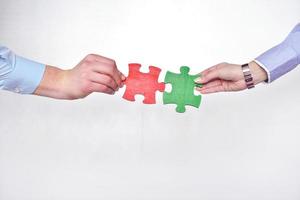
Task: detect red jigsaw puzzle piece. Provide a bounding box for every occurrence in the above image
[123,63,165,104]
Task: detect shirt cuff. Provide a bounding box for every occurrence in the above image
[253,59,271,83]
[3,55,46,94]
[255,42,299,83]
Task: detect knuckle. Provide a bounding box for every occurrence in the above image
[108,60,117,69]
[105,57,116,65]
[81,59,92,67]
[111,59,116,66]
[108,66,116,74]
[85,54,96,61]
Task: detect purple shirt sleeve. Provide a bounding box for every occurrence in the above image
[254,23,300,83]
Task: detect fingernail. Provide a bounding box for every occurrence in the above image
[194,77,202,83]
[121,75,126,81]
[195,83,203,88]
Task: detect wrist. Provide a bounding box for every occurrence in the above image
[34,65,70,99]
[248,61,268,84]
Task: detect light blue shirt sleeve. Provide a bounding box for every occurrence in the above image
[254,23,300,83]
[0,46,46,94]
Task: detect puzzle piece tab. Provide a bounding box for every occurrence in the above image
[163,66,202,113]
[123,63,165,104]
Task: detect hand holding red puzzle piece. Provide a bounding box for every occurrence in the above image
[122,63,202,113]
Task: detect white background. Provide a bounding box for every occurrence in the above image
[1,0,300,199]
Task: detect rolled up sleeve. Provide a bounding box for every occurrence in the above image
[0,46,45,94]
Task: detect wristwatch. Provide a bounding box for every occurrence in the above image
[241,63,255,89]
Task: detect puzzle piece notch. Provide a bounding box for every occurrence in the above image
[163,66,202,113]
[123,63,165,104]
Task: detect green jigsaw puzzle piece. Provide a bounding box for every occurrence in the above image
[163,66,202,113]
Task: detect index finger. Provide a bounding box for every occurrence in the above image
[90,54,124,87]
